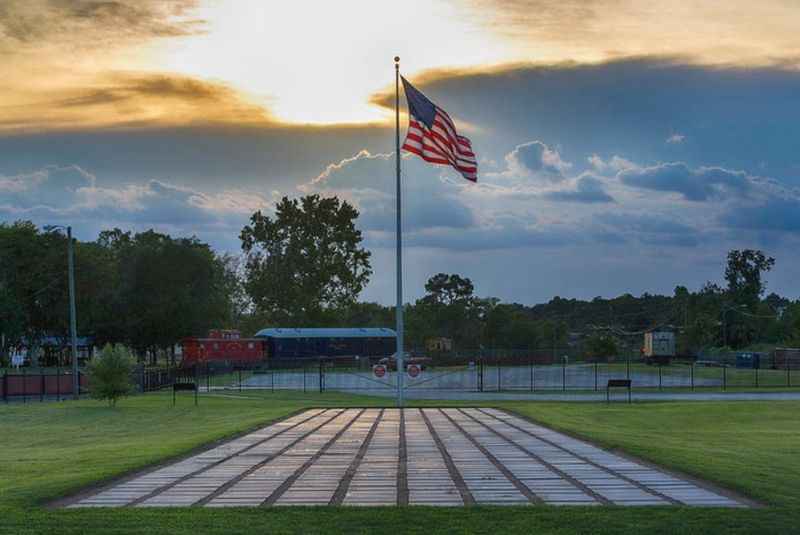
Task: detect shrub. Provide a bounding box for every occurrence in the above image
[86,344,135,406]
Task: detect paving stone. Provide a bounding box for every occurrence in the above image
[67,407,748,508]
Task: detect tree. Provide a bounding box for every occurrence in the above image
[420,273,475,307]
[86,344,135,406]
[416,273,480,347]
[584,332,618,361]
[94,229,236,362]
[240,195,372,326]
[725,249,775,310]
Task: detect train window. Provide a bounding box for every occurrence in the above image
[213,343,219,349]
[248,342,254,349]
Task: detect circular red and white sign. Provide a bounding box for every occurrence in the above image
[407,364,421,378]
[373,364,387,378]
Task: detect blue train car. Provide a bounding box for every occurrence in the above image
[255,328,397,359]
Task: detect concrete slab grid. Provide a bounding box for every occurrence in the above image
[64,408,751,508]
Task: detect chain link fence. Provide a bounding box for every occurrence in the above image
[3,349,798,402]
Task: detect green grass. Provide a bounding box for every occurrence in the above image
[1,391,799,534]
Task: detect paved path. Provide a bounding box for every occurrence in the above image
[67,408,749,508]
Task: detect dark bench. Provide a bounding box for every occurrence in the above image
[606,379,632,403]
[172,381,197,406]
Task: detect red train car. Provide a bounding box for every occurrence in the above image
[180,329,266,367]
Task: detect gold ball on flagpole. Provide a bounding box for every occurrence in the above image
[394,56,400,63]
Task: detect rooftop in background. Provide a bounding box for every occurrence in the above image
[255,328,396,339]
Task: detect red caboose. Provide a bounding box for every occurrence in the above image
[181,329,266,367]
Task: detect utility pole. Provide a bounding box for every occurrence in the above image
[67,226,79,400]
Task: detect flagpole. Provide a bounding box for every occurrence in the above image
[394,56,404,408]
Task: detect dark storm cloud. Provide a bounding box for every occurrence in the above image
[619,162,751,201]
[542,176,615,203]
[372,58,800,185]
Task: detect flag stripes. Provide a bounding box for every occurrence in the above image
[400,78,477,182]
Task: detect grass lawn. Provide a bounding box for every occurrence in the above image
[0,391,798,534]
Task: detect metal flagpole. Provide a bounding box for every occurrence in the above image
[394,56,404,408]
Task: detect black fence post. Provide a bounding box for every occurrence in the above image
[319,359,323,393]
[41,372,45,402]
[238,369,242,392]
[562,357,566,392]
[530,357,534,392]
[2,370,6,403]
[626,353,631,380]
[658,365,662,391]
[56,365,61,401]
[723,364,727,391]
[691,364,694,391]
[303,363,307,393]
[23,367,27,404]
[497,352,501,392]
[594,362,598,392]
[788,360,791,388]
[194,364,199,405]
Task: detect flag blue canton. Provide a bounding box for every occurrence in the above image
[401,77,437,129]
[400,77,478,182]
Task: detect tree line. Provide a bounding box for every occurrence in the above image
[2,194,799,366]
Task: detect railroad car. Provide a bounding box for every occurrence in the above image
[255,328,396,359]
[180,327,397,367]
[180,329,265,367]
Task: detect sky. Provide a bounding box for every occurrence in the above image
[2,0,800,305]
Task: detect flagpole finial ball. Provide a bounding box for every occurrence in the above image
[394,56,400,63]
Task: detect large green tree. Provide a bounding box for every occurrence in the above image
[725,249,775,309]
[240,195,372,326]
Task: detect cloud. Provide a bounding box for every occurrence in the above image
[0,73,273,132]
[0,1,203,48]
[461,1,800,68]
[721,196,800,233]
[487,140,572,183]
[666,134,685,144]
[0,164,271,233]
[542,175,615,203]
[371,58,800,187]
[302,149,479,234]
[618,162,751,201]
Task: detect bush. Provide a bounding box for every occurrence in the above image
[86,344,135,406]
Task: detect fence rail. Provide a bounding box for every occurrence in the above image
[3,350,798,402]
[161,351,800,395]
[1,368,88,402]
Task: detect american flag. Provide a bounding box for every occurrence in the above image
[401,77,477,182]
